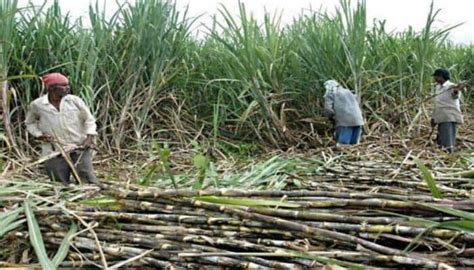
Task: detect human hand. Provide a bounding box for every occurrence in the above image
[38,134,53,142]
[455,80,468,90]
[453,80,468,94]
[82,135,96,149]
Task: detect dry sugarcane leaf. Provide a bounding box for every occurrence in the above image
[21,248,30,264]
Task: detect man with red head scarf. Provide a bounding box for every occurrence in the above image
[25,73,98,185]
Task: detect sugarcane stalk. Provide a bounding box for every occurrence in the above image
[3,160,472,270]
[313,175,470,196]
[78,226,317,268]
[40,209,231,226]
[293,198,473,211]
[102,186,444,201]
[45,234,177,269]
[12,145,84,174]
[190,200,452,269]
[303,221,473,242]
[114,223,297,239]
[216,205,403,224]
[79,230,293,269]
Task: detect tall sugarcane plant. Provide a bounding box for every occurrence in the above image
[202,3,296,145]
[1,0,471,153]
[0,0,21,157]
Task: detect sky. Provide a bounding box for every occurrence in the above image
[18,0,474,44]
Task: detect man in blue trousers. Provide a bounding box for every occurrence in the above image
[323,80,364,145]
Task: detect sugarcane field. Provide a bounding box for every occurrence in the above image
[1,0,473,269]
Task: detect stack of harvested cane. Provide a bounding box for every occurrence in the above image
[1,169,473,269]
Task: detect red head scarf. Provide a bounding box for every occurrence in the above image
[42,73,69,88]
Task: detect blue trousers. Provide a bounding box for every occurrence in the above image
[335,126,362,145]
[436,122,457,153]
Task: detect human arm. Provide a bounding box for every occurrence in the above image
[74,97,97,147]
[75,97,97,136]
[324,90,335,119]
[451,80,468,97]
[82,134,95,148]
[25,103,53,142]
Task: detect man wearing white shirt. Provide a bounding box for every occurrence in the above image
[431,69,463,153]
[25,73,98,185]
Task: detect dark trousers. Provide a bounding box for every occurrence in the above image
[436,122,457,153]
[44,149,98,185]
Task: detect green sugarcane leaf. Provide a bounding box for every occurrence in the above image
[192,180,203,190]
[423,204,474,221]
[437,220,474,233]
[442,169,474,178]
[375,210,439,227]
[0,206,21,220]
[164,165,177,189]
[193,154,209,169]
[138,164,160,186]
[193,169,206,190]
[159,148,171,161]
[0,207,23,237]
[24,199,55,270]
[458,169,474,178]
[414,158,442,199]
[80,196,117,206]
[0,218,26,237]
[193,155,210,190]
[52,223,77,267]
[405,218,439,227]
[453,169,474,178]
[195,196,300,208]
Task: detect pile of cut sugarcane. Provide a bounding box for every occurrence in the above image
[1,151,473,269]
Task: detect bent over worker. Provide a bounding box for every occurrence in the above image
[431,68,463,153]
[25,73,98,185]
[323,80,364,145]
